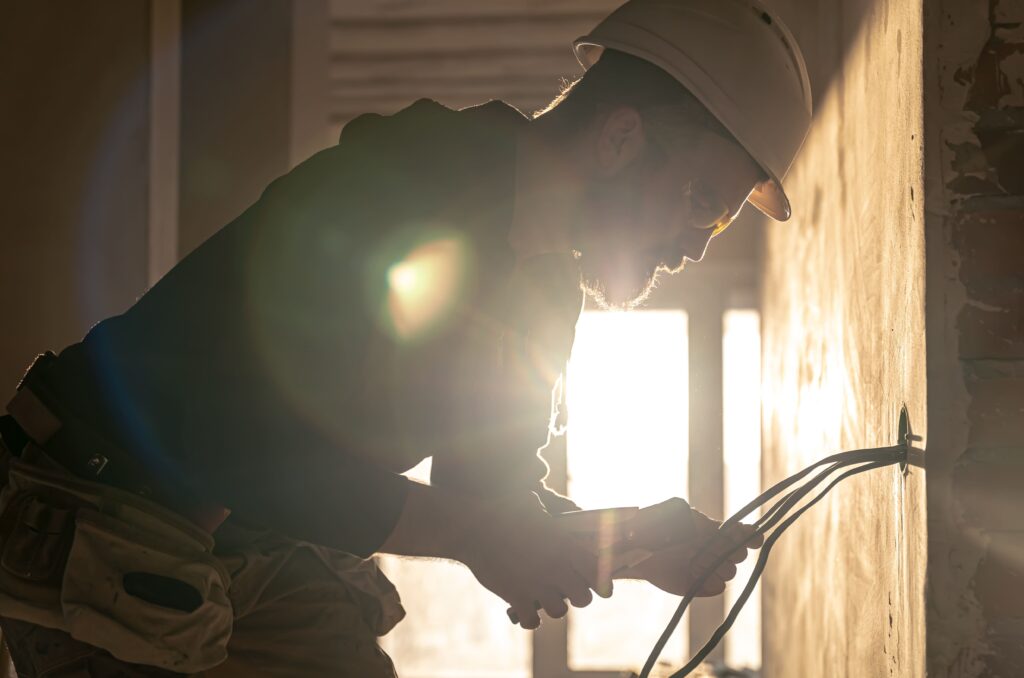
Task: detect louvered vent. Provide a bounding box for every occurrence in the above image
[328,0,621,137]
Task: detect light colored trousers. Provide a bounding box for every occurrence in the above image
[0,447,406,678]
[206,520,405,678]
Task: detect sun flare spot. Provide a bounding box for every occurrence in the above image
[386,237,466,340]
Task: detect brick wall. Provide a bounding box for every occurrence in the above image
[925,0,1024,675]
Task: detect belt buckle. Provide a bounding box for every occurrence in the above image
[85,453,109,477]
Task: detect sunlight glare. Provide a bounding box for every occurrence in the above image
[379,457,530,678]
[566,310,689,672]
[723,310,762,670]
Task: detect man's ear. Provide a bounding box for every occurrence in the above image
[596,106,646,176]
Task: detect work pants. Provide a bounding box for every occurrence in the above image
[0,452,405,677]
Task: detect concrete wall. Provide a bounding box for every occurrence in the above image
[760,0,927,676]
[924,0,1024,675]
[0,2,153,393]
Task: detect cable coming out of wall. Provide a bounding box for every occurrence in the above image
[639,407,918,678]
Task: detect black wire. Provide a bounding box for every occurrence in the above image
[753,461,846,533]
[754,451,894,534]
[666,460,894,678]
[638,453,871,677]
[638,446,905,678]
[721,446,902,528]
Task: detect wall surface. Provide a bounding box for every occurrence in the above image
[0,2,152,393]
[924,0,1024,675]
[760,0,927,676]
[178,0,294,256]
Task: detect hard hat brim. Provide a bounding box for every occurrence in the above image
[574,41,796,223]
[748,178,792,222]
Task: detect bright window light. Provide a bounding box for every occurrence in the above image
[566,310,689,673]
[379,458,530,678]
[722,309,762,670]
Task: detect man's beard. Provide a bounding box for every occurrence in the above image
[579,252,662,310]
[572,163,690,310]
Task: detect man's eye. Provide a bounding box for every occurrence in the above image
[693,190,714,211]
[692,194,727,229]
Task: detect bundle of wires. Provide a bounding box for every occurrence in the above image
[639,443,910,678]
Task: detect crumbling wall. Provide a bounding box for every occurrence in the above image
[923,0,1024,675]
[760,0,927,675]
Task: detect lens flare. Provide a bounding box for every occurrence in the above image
[386,237,466,340]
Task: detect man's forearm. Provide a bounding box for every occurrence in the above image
[533,483,580,514]
[378,481,480,561]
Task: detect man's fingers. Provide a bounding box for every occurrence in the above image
[695,544,731,570]
[727,543,749,564]
[538,590,569,619]
[731,523,763,549]
[706,526,756,564]
[553,562,598,610]
[715,560,737,582]
[696,574,726,597]
[568,544,611,598]
[705,536,745,564]
[563,580,593,609]
[510,599,541,630]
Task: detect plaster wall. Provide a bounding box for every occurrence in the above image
[760,1,927,676]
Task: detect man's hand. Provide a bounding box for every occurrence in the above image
[616,498,763,596]
[460,493,609,630]
[378,483,606,630]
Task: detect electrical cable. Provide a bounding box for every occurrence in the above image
[638,448,899,678]
[665,460,893,678]
[638,445,907,678]
[753,452,893,535]
[722,446,902,528]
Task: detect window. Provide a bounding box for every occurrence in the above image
[722,310,763,670]
[565,310,689,672]
[379,457,531,678]
[381,302,763,677]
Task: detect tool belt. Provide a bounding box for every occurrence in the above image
[0,353,235,672]
[6,352,230,533]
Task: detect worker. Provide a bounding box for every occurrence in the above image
[0,0,811,675]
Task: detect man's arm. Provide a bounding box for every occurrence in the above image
[379,481,608,630]
[377,481,478,560]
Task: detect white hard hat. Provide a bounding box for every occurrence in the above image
[574,0,812,221]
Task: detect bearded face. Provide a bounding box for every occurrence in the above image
[572,124,765,309]
[574,146,703,309]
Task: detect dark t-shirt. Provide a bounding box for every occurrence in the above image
[46,99,584,557]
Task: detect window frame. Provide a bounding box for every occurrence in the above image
[535,264,758,678]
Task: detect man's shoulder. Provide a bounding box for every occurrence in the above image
[339,98,527,146]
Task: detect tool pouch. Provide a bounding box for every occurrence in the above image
[0,458,233,673]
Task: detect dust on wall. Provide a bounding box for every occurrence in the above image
[760,0,927,675]
[924,0,1024,675]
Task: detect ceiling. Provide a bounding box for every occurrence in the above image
[327,0,620,136]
